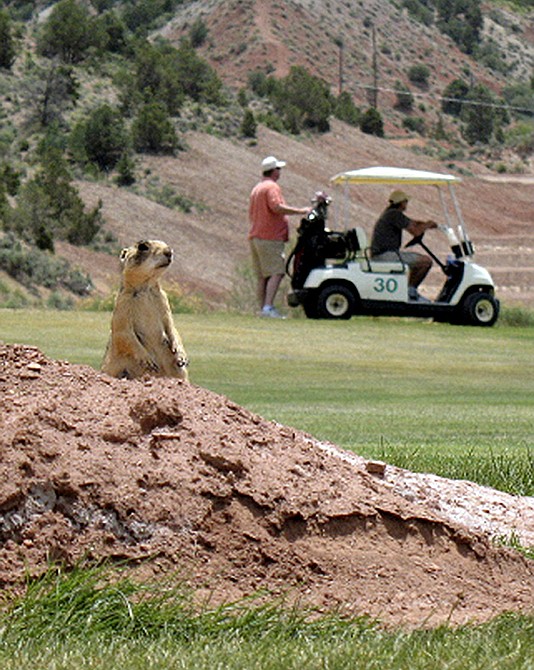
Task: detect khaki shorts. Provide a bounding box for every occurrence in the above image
[249,238,286,278]
[371,250,423,267]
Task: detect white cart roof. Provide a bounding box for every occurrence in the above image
[330,166,461,186]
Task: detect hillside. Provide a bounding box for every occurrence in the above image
[160,0,534,133]
[1,0,534,309]
[69,121,534,308]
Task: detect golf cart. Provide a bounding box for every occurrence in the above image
[286,167,499,326]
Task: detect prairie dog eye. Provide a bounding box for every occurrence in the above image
[137,241,150,252]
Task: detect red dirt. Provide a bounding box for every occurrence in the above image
[1,343,533,628]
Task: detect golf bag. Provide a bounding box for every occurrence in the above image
[287,192,354,289]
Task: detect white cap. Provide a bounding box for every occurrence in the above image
[261,155,286,171]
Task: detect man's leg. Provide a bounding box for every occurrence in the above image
[408,254,432,288]
[251,239,286,315]
[264,273,284,307]
[256,275,268,309]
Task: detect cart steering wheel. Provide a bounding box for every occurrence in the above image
[404,233,424,248]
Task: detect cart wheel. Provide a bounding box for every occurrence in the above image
[316,284,355,320]
[461,292,499,327]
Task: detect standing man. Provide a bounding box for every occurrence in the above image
[248,156,309,318]
[370,189,438,301]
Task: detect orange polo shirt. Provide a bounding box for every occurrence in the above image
[248,178,289,242]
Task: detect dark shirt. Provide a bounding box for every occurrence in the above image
[370,207,411,256]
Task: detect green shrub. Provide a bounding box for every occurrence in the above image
[0,279,30,308]
[130,41,184,113]
[408,63,430,87]
[166,286,209,314]
[499,304,534,328]
[394,81,414,111]
[0,9,16,69]
[461,83,497,144]
[115,153,136,186]
[502,83,534,120]
[46,290,74,310]
[270,66,332,133]
[474,39,509,74]
[333,91,360,126]
[504,122,534,158]
[132,102,178,155]
[92,9,129,55]
[79,292,116,312]
[136,181,205,213]
[70,104,129,172]
[248,70,277,97]
[189,17,208,48]
[0,233,93,296]
[240,109,257,138]
[256,111,285,133]
[360,107,384,137]
[122,0,180,36]
[124,38,225,116]
[402,0,434,26]
[37,0,94,63]
[402,116,426,134]
[171,39,225,105]
[442,79,470,116]
[436,0,483,54]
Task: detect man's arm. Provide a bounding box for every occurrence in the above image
[266,183,309,216]
[273,203,310,216]
[406,218,438,237]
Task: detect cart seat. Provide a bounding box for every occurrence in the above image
[352,227,368,253]
[366,258,405,273]
[352,228,405,273]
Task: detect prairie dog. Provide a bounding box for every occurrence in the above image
[101,240,189,380]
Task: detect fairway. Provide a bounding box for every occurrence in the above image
[1,308,534,669]
[1,309,533,494]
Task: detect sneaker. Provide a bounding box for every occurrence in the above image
[408,288,431,303]
[261,305,286,319]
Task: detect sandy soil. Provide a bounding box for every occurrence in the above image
[1,343,533,628]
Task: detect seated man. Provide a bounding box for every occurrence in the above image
[370,189,437,301]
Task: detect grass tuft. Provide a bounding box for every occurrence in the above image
[0,564,533,669]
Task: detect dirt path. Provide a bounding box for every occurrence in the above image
[253,0,292,77]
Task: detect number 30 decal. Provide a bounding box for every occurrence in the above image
[374,278,399,293]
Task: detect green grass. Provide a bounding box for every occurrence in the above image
[0,565,533,670]
[1,309,532,494]
[1,309,534,668]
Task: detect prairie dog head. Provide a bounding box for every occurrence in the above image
[119,240,173,287]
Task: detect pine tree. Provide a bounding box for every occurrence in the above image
[240,109,257,139]
[37,0,93,64]
[0,10,16,70]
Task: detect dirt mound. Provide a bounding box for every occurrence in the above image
[1,344,533,627]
